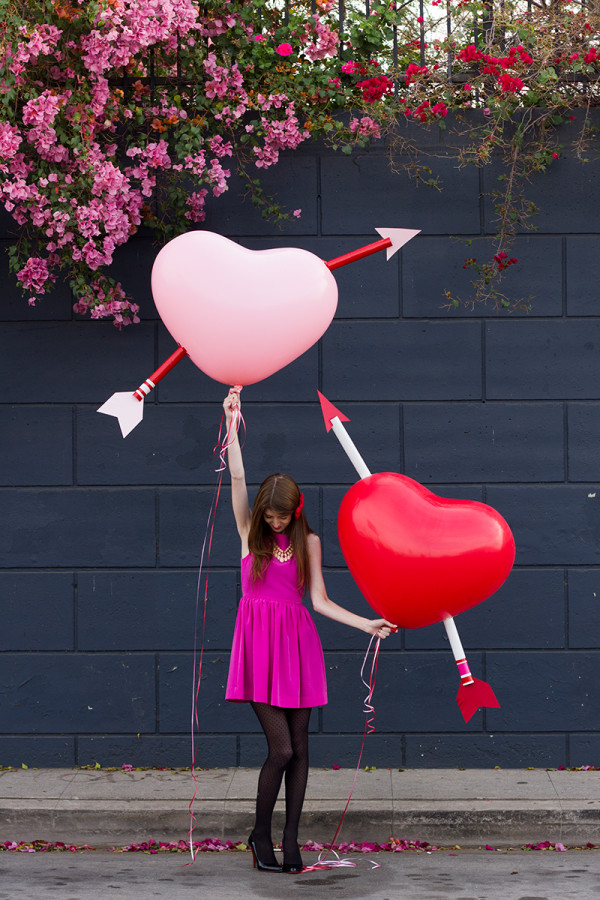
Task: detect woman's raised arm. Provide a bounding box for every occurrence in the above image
[223,388,251,545]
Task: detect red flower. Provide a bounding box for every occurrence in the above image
[404,62,428,85]
[498,73,525,93]
[356,75,393,103]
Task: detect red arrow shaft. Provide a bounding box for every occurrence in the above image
[133,345,187,401]
[325,237,392,270]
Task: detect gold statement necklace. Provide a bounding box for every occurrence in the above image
[272,540,294,563]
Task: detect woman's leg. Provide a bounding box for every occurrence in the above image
[281,707,312,867]
[250,702,294,864]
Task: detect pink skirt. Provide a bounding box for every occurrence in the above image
[225,595,328,708]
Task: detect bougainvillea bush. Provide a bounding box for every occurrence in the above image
[1,0,600,322]
[0,0,408,324]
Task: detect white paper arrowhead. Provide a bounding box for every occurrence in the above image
[375,227,421,260]
[97,391,145,438]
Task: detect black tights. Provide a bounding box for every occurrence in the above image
[250,702,311,866]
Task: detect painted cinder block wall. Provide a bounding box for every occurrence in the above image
[2,117,600,769]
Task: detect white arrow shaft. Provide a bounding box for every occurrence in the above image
[330,416,372,480]
[443,616,474,685]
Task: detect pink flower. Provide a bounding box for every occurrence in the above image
[349,115,382,138]
[293,209,301,218]
[275,43,293,57]
[552,151,560,159]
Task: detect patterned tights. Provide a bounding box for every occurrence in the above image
[250,702,311,867]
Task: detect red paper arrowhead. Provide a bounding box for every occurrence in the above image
[457,677,501,723]
[317,391,350,432]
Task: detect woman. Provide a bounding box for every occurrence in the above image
[223,388,395,873]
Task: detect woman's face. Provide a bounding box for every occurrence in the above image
[263,508,292,533]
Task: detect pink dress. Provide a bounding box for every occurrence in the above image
[225,533,328,708]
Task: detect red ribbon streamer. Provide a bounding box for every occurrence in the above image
[187,402,245,861]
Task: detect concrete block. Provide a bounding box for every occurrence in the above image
[404,401,564,483]
[567,402,600,482]
[322,321,483,401]
[569,733,600,766]
[158,486,319,567]
[0,737,76,768]
[239,733,404,768]
[486,485,600,566]
[2,488,156,568]
[105,236,158,321]
[0,653,156,733]
[405,568,566,650]
[0,573,74,651]
[486,650,600,731]
[76,735,236,768]
[234,402,400,486]
[567,569,600,649]
[0,205,19,238]
[321,152,481,235]
[483,150,600,234]
[0,322,155,403]
[309,733,404,768]
[158,652,257,734]
[322,651,480,734]
[77,571,238,651]
[78,405,225,486]
[201,153,318,236]
[405,734,567,768]
[1,406,72,486]
[402,236,563,318]
[566,237,600,315]
[486,320,600,399]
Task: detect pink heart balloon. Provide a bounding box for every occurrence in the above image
[151,231,338,386]
[337,472,515,629]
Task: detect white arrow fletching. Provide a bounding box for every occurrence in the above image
[375,227,421,259]
[97,391,145,438]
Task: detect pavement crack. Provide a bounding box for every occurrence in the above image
[546,769,565,844]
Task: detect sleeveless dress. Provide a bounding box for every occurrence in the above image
[225,533,328,708]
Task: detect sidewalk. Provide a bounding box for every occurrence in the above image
[1,767,599,849]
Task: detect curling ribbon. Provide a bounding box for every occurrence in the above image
[187,394,244,862]
[304,636,382,872]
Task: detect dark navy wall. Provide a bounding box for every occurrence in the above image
[2,115,600,769]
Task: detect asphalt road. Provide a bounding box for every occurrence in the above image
[0,849,599,900]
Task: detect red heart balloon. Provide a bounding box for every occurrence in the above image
[337,472,515,629]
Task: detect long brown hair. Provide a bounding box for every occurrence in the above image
[248,473,313,591]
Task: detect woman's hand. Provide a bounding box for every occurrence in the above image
[365,619,397,640]
[223,387,241,423]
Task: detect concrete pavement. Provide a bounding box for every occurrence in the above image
[1,766,599,849]
[1,848,600,900]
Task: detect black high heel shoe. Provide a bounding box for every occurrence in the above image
[282,840,304,874]
[248,834,282,873]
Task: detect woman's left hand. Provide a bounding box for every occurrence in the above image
[365,619,397,639]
